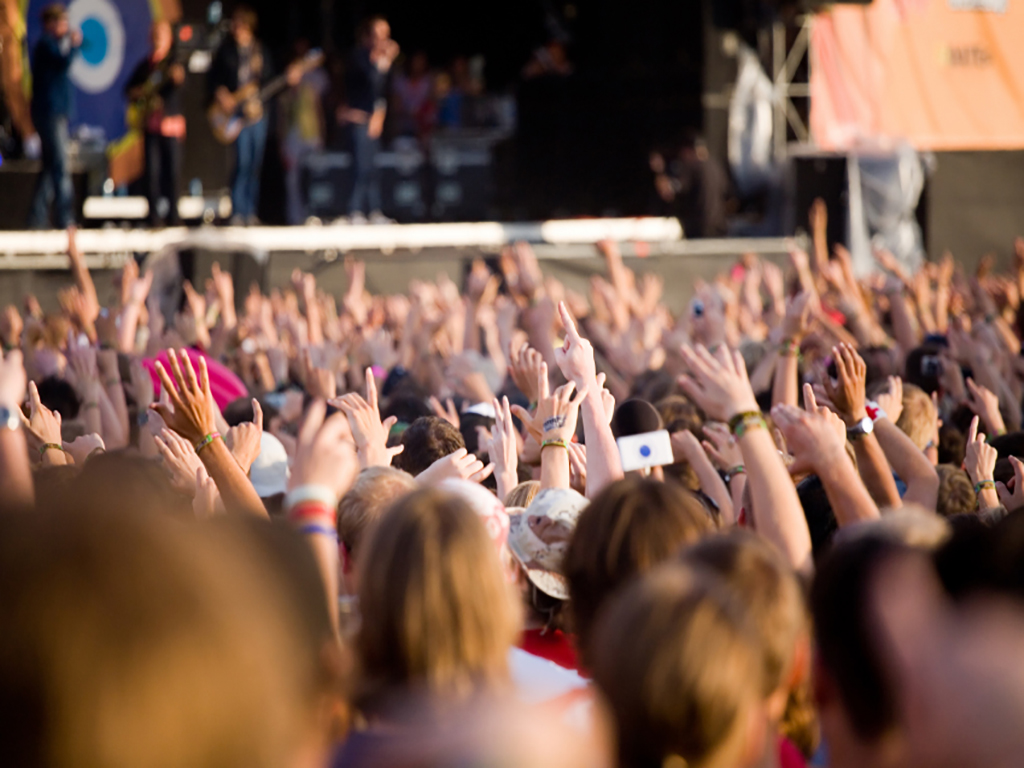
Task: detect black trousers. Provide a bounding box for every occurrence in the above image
[145,132,181,226]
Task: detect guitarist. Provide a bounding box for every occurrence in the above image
[208,6,299,226]
[125,21,185,226]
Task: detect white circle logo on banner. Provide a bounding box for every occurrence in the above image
[67,0,125,94]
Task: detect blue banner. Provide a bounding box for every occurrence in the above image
[25,0,154,141]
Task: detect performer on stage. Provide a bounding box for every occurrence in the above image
[208,6,298,226]
[126,21,185,227]
[341,16,399,224]
[27,4,81,229]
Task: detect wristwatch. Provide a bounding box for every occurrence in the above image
[847,416,874,441]
[0,405,21,432]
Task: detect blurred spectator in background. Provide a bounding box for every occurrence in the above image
[522,37,573,79]
[391,51,434,143]
[650,131,729,238]
[280,38,328,225]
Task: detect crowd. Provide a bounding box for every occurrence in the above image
[5,205,1024,768]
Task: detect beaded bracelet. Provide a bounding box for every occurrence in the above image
[194,432,220,453]
[83,401,100,410]
[39,442,64,457]
[974,480,996,494]
[779,339,801,358]
[728,411,767,438]
[540,438,569,452]
[728,464,746,477]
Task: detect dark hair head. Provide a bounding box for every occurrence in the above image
[811,534,908,742]
[459,412,495,456]
[41,4,66,24]
[610,399,663,438]
[36,376,80,421]
[392,416,465,477]
[796,475,838,560]
[903,345,942,395]
[564,476,712,666]
[223,396,278,428]
[381,395,433,432]
[232,5,258,32]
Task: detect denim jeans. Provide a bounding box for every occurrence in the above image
[231,118,267,219]
[28,114,73,229]
[348,122,381,215]
[145,132,182,226]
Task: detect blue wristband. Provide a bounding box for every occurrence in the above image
[297,523,338,540]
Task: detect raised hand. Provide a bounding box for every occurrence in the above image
[678,344,759,422]
[0,349,27,408]
[537,381,588,444]
[150,349,218,445]
[996,456,1024,513]
[428,395,460,429]
[701,422,744,471]
[481,396,519,501]
[23,380,65,462]
[417,446,495,487]
[301,348,337,400]
[963,416,992,479]
[224,399,263,474]
[554,301,597,390]
[154,428,206,496]
[771,402,847,476]
[510,358,551,441]
[874,375,904,423]
[965,377,1006,437]
[331,369,404,469]
[781,291,812,343]
[509,343,546,404]
[290,399,359,501]
[823,343,868,425]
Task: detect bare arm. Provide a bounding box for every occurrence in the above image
[873,417,940,509]
[679,344,812,573]
[0,351,32,510]
[552,302,623,497]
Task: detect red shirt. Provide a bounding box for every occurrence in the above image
[778,736,807,768]
[519,629,581,672]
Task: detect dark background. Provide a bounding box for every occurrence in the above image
[174,0,707,220]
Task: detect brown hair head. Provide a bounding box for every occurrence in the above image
[591,563,765,768]
[683,530,807,699]
[356,488,518,713]
[337,466,417,561]
[564,476,713,665]
[393,416,465,477]
[0,508,309,768]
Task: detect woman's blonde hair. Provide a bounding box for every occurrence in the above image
[357,488,519,712]
[504,480,540,509]
[590,562,765,768]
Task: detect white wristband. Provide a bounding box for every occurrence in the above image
[284,484,338,511]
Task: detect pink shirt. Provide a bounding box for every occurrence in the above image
[144,348,248,410]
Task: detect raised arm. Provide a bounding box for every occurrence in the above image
[871,377,940,509]
[0,351,32,510]
[553,301,623,497]
[772,291,811,408]
[679,344,812,572]
[822,345,902,509]
[286,400,360,639]
[151,349,267,518]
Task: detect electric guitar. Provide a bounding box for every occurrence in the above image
[207,48,324,144]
